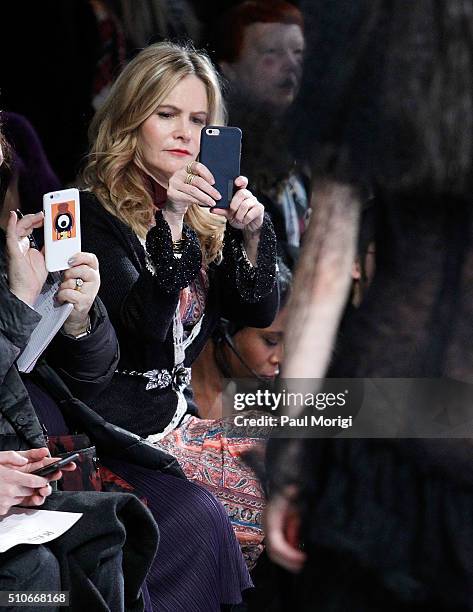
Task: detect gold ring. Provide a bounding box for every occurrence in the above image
[185,172,196,185]
[185,161,196,174]
[74,278,84,291]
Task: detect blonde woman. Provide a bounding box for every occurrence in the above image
[80,41,278,602]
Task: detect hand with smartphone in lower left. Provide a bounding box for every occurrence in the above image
[0,448,77,516]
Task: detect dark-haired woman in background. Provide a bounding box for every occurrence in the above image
[159,262,292,568]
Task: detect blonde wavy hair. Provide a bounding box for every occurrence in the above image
[82,41,227,264]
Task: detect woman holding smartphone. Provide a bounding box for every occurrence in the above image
[80,41,278,594]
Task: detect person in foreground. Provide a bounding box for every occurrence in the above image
[264,2,473,611]
[80,41,278,571]
[0,122,158,612]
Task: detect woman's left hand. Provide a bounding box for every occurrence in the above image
[6,211,47,306]
[58,252,100,335]
[211,176,264,234]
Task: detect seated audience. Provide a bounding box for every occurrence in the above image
[1,115,253,611]
[0,123,158,612]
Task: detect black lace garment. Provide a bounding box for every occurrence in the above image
[265,1,473,609]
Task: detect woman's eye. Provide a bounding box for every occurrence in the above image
[264,337,278,347]
[192,116,206,125]
[157,112,173,119]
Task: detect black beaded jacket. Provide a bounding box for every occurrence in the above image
[80,190,279,438]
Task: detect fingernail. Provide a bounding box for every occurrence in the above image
[68,257,76,265]
[216,193,221,200]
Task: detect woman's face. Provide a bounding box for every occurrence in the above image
[138,74,209,184]
[225,306,288,380]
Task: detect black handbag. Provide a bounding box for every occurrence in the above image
[33,361,186,479]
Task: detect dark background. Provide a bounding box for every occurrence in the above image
[1,1,300,185]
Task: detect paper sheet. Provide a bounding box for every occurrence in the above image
[17,272,73,373]
[0,507,82,553]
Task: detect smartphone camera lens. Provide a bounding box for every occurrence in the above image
[50,194,54,199]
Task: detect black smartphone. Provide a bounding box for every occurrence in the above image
[199,126,242,209]
[31,452,79,477]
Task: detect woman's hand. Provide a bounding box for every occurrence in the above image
[0,449,76,513]
[0,450,51,515]
[6,211,47,307]
[58,252,100,336]
[211,176,265,264]
[167,161,222,215]
[211,176,265,234]
[18,448,76,508]
[164,161,222,240]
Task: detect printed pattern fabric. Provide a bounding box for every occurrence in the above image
[156,416,266,569]
[179,268,209,327]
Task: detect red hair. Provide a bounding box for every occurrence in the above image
[215,1,304,63]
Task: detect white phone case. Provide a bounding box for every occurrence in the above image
[43,188,81,272]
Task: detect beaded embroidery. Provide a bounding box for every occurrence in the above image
[223,214,277,303]
[145,211,202,291]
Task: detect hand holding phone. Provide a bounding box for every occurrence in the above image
[31,452,79,477]
[6,210,47,307]
[199,126,242,209]
[43,188,81,271]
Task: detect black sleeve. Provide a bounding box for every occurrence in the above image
[0,280,42,384]
[45,298,119,402]
[218,213,279,328]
